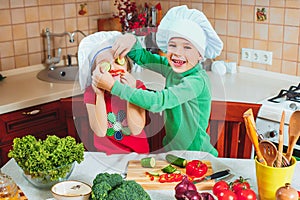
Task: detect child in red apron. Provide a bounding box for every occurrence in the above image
[78,31,149,154]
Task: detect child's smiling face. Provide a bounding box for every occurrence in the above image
[166,37,202,73]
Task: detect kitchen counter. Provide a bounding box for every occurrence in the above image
[1,64,300,114]
[0,65,82,114]
[1,151,300,200]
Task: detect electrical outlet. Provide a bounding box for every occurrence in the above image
[241,48,273,65]
[251,50,273,65]
[241,48,252,62]
[259,50,273,65]
[252,50,260,63]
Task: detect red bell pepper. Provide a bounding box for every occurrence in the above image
[109,69,125,77]
[158,173,183,183]
[185,160,208,178]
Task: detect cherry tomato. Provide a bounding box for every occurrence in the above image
[213,180,230,196]
[298,190,300,197]
[217,190,237,200]
[236,189,257,200]
[231,176,251,193]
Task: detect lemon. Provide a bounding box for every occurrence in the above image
[116,57,125,66]
[99,62,111,72]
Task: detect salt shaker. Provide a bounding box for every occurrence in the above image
[0,173,20,200]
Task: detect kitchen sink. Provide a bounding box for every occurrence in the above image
[37,66,79,83]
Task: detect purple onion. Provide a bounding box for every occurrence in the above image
[199,192,215,200]
[175,176,198,200]
[184,190,203,200]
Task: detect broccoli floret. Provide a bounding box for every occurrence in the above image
[91,173,151,200]
[93,172,123,188]
[107,180,151,200]
[90,182,112,200]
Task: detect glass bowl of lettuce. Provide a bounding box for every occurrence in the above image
[8,135,85,189]
[22,161,75,189]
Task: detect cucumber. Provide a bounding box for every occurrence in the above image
[141,157,156,168]
[165,154,187,168]
[161,164,177,174]
[147,171,160,176]
[116,57,125,65]
[99,62,111,72]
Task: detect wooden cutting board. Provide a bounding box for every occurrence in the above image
[126,160,214,190]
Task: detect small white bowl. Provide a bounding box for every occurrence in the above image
[51,180,92,200]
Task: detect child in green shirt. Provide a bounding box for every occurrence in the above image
[92,5,223,156]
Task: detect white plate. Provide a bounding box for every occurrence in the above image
[51,180,91,200]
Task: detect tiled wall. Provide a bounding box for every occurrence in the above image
[0,0,299,76]
[0,0,112,71]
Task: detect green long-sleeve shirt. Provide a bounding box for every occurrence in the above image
[111,41,218,156]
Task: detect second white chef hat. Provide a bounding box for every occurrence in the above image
[156,5,223,59]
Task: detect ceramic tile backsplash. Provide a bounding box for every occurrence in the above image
[284,26,299,44]
[285,8,300,26]
[0,0,299,77]
[268,41,283,59]
[268,25,284,42]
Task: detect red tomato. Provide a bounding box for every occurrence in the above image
[213,180,230,196]
[231,176,251,193]
[298,190,300,197]
[217,190,237,200]
[236,189,257,200]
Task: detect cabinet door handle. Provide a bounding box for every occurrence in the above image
[22,109,41,115]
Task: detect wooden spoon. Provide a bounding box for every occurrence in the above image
[276,111,285,167]
[243,109,267,165]
[259,140,278,167]
[286,110,300,162]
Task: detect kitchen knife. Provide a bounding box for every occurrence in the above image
[193,169,231,184]
[121,161,129,179]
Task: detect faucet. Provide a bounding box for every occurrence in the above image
[43,28,87,70]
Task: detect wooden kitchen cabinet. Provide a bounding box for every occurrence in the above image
[207,101,262,159]
[97,18,122,32]
[0,100,68,167]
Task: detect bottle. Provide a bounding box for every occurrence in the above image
[151,6,157,27]
[0,173,20,200]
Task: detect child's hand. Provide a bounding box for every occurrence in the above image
[112,33,136,59]
[92,70,115,92]
[120,71,136,88]
[91,84,105,96]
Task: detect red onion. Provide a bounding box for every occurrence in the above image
[175,176,198,200]
[184,190,202,200]
[199,192,215,200]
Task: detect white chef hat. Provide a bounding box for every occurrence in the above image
[156,5,223,59]
[78,31,122,90]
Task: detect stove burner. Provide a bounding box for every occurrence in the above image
[268,83,300,103]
